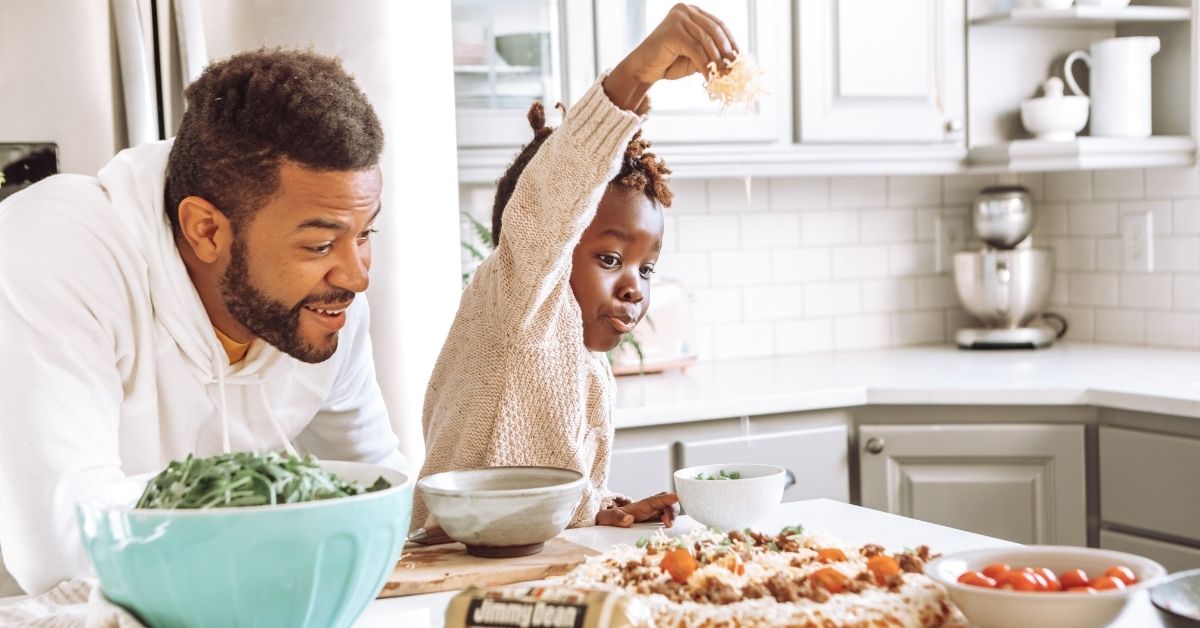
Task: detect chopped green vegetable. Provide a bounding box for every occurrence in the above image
[136,451,391,510]
[767,541,779,551]
[780,524,805,536]
[635,537,650,549]
[694,469,742,480]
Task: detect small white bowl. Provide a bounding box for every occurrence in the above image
[926,545,1167,628]
[1021,95,1089,141]
[418,466,584,557]
[673,463,784,531]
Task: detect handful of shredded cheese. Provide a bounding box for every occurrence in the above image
[704,50,766,111]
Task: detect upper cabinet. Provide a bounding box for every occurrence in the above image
[452,0,1199,180]
[797,0,965,144]
[594,0,791,144]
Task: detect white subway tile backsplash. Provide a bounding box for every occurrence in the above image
[835,315,892,350]
[661,216,678,253]
[667,179,709,213]
[1017,173,1046,200]
[1119,200,1171,235]
[710,250,772,287]
[655,251,710,288]
[1146,311,1200,349]
[1068,202,1119,236]
[1045,171,1092,201]
[1069,273,1119,306]
[1154,238,1200,273]
[1033,202,1069,236]
[712,322,775,360]
[860,209,915,243]
[1145,165,1200,198]
[1120,274,1172,309]
[1096,238,1123,272]
[1093,169,1144,200]
[831,176,887,208]
[772,248,831,283]
[892,311,945,345]
[692,287,744,324]
[743,285,804,321]
[801,212,859,245]
[768,177,829,211]
[832,245,890,279]
[889,243,936,277]
[1054,307,1094,342]
[887,176,942,206]
[1054,238,1095,271]
[1095,309,1145,345]
[805,282,861,316]
[917,276,959,309]
[862,278,917,313]
[1051,271,1070,305]
[943,174,997,205]
[1172,198,1200,235]
[709,177,770,212]
[775,318,834,354]
[741,214,801,248]
[1173,275,1200,310]
[677,215,740,251]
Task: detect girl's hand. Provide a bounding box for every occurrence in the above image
[596,492,680,527]
[603,4,740,111]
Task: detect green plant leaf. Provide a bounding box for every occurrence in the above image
[461,211,494,251]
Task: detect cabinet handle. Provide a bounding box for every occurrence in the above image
[865,438,885,455]
[945,118,964,134]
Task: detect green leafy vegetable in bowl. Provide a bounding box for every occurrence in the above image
[695,469,741,480]
[136,451,391,509]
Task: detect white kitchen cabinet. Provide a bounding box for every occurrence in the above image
[1100,426,1200,543]
[593,0,791,144]
[859,424,1087,546]
[607,441,674,501]
[1100,529,1200,574]
[678,425,850,503]
[796,0,965,144]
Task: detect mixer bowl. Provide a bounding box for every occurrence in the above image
[954,249,1055,328]
[974,186,1034,249]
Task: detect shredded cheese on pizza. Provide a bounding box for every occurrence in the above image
[704,51,766,111]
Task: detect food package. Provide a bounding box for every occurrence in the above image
[445,584,654,628]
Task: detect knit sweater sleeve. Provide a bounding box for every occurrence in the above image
[490,77,642,338]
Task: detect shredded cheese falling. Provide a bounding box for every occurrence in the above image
[704,51,766,111]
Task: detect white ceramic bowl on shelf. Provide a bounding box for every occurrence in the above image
[926,545,1166,628]
[1021,93,1089,141]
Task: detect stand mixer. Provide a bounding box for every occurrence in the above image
[953,186,1066,349]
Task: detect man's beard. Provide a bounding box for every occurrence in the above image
[219,240,353,364]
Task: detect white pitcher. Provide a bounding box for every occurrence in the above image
[1064,36,1160,138]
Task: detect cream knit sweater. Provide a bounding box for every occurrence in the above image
[417,79,643,529]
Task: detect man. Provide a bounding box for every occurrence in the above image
[0,48,405,594]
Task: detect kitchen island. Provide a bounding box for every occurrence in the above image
[357,499,1167,627]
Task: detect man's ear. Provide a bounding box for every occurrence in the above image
[177,196,234,264]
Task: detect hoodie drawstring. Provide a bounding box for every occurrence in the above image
[215,356,231,454]
[259,385,299,457]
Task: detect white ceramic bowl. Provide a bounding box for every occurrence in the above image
[926,545,1167,628]
[1021,95,1089,141]
[417,466,584,557]
[673,463,785,531]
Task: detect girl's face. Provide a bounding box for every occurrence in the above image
[570,184,664,352]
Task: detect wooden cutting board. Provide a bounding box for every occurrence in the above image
[377,537,599,598]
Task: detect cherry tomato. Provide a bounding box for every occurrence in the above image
[812,567,850,593]
[1104,565,1137,585]
[997,570,1040,592]
[817,548,848,563]
[660,548,697,584]
[1066,586,1098,594]
[1033,567,1058,585]
[1029,572,1051,591]
[867,555,902,585]
[1059,568,1089,590]
[982,563,1010,579]
[957,570,997,588]
[1091,576,1127,591]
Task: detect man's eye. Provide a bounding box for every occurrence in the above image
[640,264,656,278]
[357,227,379,243]
[598,254,620,268]
[305,243,333,255]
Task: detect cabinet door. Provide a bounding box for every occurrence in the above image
[1100,529,1200,574]
[594,0,790,143]
[859,424,1086,546]
[1100,427,1200,543]
[797,0,965,143]
[608,442,674,500]
[678,425,849,503]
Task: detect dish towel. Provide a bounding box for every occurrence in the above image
[0,578,143,627]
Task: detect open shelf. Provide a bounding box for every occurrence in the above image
[971,5,1192,27]
[967,136,1196,172]
[454,64,542,75]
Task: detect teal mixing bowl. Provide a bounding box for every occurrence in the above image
[77,460,412,628]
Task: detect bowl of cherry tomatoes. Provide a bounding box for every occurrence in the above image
[925,546,1166,628]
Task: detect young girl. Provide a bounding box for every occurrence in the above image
[417,5,739,531]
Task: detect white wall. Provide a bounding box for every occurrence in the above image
[460,164,1200,358]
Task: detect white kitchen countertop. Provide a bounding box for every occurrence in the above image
[614,343,1200,428]
[355,499,1166,627]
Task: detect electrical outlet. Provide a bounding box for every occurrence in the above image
[1122,211,1154,273]
[935,215,969,273]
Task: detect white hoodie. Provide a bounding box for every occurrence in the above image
[0,141,406,595]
